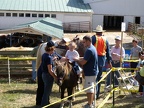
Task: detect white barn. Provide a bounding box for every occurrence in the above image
[83,0,144,30]
[0,0,93,31]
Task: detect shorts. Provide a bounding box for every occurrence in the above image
[84,76,96,93]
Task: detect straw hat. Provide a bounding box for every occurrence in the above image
[93,25,106,32]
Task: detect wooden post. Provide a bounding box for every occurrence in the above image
[8,57,11,85]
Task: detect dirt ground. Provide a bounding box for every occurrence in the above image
[63,31,135,45]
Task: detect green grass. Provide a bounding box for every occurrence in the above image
[0,77,144,108]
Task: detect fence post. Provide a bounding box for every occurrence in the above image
[112,70,115,106]
[8,57,11,85]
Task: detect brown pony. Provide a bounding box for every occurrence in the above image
[55,61,78,108]
[72,35,86,57]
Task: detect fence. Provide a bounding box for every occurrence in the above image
[0,56,140,107]
[0,57,36,84]
[63,21,91,32]
[128,22,144,35]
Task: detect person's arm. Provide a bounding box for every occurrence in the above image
[74,49,92,66]
[48,64,57,80]
[91,35,96,45]
[75,58,87,66]
[106,40,112,63]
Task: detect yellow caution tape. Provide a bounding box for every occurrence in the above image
[42,69,113,108]
[123,60,139,62]
[43,67,138,108]
[9,57,36,61]
[0,57,36,60]
[0,57,9,60]
[98,87,119,108]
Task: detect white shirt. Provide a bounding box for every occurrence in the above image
[65,50,79,62]
[111,46,125,61]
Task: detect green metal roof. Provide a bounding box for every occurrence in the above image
[0,0,92,13]
[0,17,64,39]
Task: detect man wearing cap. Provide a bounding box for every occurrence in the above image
[106,36,125,88]
[130,39,142,74]
[91,25,112,99]
[30,39,43,83]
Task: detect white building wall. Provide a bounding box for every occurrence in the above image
[92,15,103,30]
[0,17,40,29]
[63,13,91,23]
[0,11,91,30]
[88,0,144,16]
[124,16,134,29]
[84,0,144,30]
[141,17,144,26]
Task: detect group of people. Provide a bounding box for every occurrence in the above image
[33,24,144,108]
[35,40,82,107]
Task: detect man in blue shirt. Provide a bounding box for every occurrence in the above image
[74,36,98,108]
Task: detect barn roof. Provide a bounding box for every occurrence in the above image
[0,17,63,39]
[0,0,92,13]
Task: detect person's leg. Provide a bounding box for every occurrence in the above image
[113,62,120,86]
[32,60,36,81]
[41,73,54,107]
[87,93,94,105]
[84,76,96,108]
[136,84,143,97]
[106,68,111,86]
[130,62,138,74]
[96,66,103,99]
[36,75,44,105]
[139,84,143,93]
[36,66,44,106]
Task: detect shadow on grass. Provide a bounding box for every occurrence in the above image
[73,97,87,105]
[113,94,144,108]
[21,104,60,108]
[4,89,36,94]
[113,103,144,108]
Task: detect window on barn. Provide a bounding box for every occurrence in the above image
[0,13,4,16]
[32,14,37,17]
[19,13,24,17]
[38,14,43,17]
[6,13,11,17]
[12,13,17,17]
[45,14,50,17]
[26,13,31,17]
[51,14,56,18]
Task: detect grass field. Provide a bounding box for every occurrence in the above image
[0,77,144,108]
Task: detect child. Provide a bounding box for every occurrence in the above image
[135,51,144,97]
[65,42,81,83]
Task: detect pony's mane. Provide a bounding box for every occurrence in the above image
[56,61,72,75]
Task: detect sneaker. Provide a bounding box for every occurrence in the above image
[83,103,94,108]
[105,85,111,92]
[136,93,143,98]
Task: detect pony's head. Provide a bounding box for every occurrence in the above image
[72,35,86,57]
[55,61,72,86]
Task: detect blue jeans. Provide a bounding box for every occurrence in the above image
[106,62,120,86]
[96,66,103,99]
[41,73,54,107]
[32,60,36,80]
[36,65,44,105]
